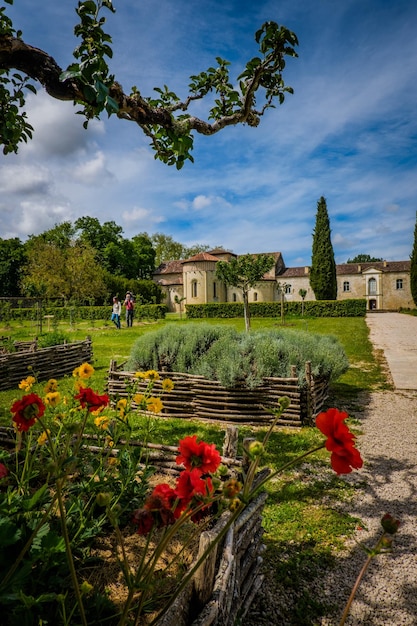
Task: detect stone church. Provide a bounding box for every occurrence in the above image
[153,248,413,313]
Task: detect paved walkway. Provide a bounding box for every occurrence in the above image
[365,312,417,390]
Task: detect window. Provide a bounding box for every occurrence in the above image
[191,280,197,298]
[253,292,258,302]
[233,293,237,302]
[368,277,377,294]
[285,284,291,294]
[396,279,403,290]
[343,281,350,292]
[213,281,217,298]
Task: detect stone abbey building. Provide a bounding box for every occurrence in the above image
[153,248,413,313]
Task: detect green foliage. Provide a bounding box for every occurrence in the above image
[37,330,71,348]
[346,254,383,263]
[5,303,167,323]
[127,323,348,388]
[215,253,275,330]
[1,2,298,166]
[186,299,367,319]
[410,212,417,307]
[310,197,337,300]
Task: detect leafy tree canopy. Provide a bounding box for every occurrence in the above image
[0,0,298,168]
[215,253,274,330]
[151,232,211,267]
[0,237,26,297]
[346,254,383,263]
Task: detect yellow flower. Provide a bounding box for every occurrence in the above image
[146,396,163,414]
[19,376,36,391]
[134,371,147,379]
[105,436,114,448]
[116,398,127,418]
[162,378,174,392]
[37,430,50,446]
[144,370,160,381]
[107,457,118,467]
[74,380,86,392]
[133,393,147,409]
[72,366,80,378]
[78,363,95,379]
[45,391,61,407]
[94,416,110,430]
[44,379,58,393]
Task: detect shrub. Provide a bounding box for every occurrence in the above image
[38,330,71,348]
[127,323,349,388]
[186,299,366,319]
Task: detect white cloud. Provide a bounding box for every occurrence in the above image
[72,151,114,184]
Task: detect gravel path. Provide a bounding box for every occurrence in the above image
[246,313,417,625]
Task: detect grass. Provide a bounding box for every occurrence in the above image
[0,314,389,624]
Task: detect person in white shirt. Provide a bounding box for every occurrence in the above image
[111,296,121,329]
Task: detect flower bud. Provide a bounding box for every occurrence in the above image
[229,498,242,512]
[381,513,400,534]
[278,396,291,411]
[80,581,93,595]
[248,441,264,458]
[96,492,112,507]
[223,479,242,499]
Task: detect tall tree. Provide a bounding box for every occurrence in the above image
[410,211,417,307]
[0,237,26,296]
[0,2,298,168]
[22,240,106,302]
[310,196,337,300]
[216,254,274,331]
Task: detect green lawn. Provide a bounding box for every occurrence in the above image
[0,314,388,624]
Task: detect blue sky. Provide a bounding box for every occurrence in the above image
[1,0,416,266]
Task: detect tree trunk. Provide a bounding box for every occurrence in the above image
[243,292,251,331]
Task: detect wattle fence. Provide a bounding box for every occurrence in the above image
[0,337,93,391]
[107,360,330,426]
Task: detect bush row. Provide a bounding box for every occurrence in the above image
[0,303,168,323]
[127,323,349,388]
[185,299,366,319]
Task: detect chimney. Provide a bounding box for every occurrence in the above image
[383,260,387,267]
[304,266,309,274]
[358,264,361,272]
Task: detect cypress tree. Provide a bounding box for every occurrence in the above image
[310,196,337,300]
[410,211,417,307]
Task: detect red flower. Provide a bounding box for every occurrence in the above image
[11,393,45,432]
[74,387,109,412]
[316,408,363,475]
[175,469,214,506]
[145,483,177,511]
[132,509,155,536]
[176,435,221,475]
[0,463,8,479]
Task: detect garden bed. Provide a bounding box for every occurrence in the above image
[107,360,330,426]
[0,337,93,390]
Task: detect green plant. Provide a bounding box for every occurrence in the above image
[37,330,71,348]
[127,323,349,388]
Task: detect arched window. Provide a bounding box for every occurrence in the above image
[368,277,377,295]
[232,293,237,302]
[253,292,258,302]
[191,280,198,298]
[285,284,292,294]
[343,281,350,292]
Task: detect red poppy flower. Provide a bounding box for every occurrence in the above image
[145,483,177,512]
[176,435,221,475]
[0,463,8,479]
[175,469,214,504]
[316,408,363,475]
[11,393,45,432]
[74,387,109,412]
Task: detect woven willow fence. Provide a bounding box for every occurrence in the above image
[107,360,330,426]
[0,337,93,391]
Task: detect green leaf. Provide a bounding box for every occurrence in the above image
[23,483,49,511]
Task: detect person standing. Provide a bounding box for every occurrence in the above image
[124,291,134,327]
[111,296,121,329]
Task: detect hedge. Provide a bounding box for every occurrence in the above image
[0,303,168,323]
[185,299,366,319]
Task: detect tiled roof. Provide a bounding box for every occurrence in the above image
[208,248,236,257]
[153,260,184,275]
[182,252,220,263]
[156,277,183,286]
[280,260,411,278]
